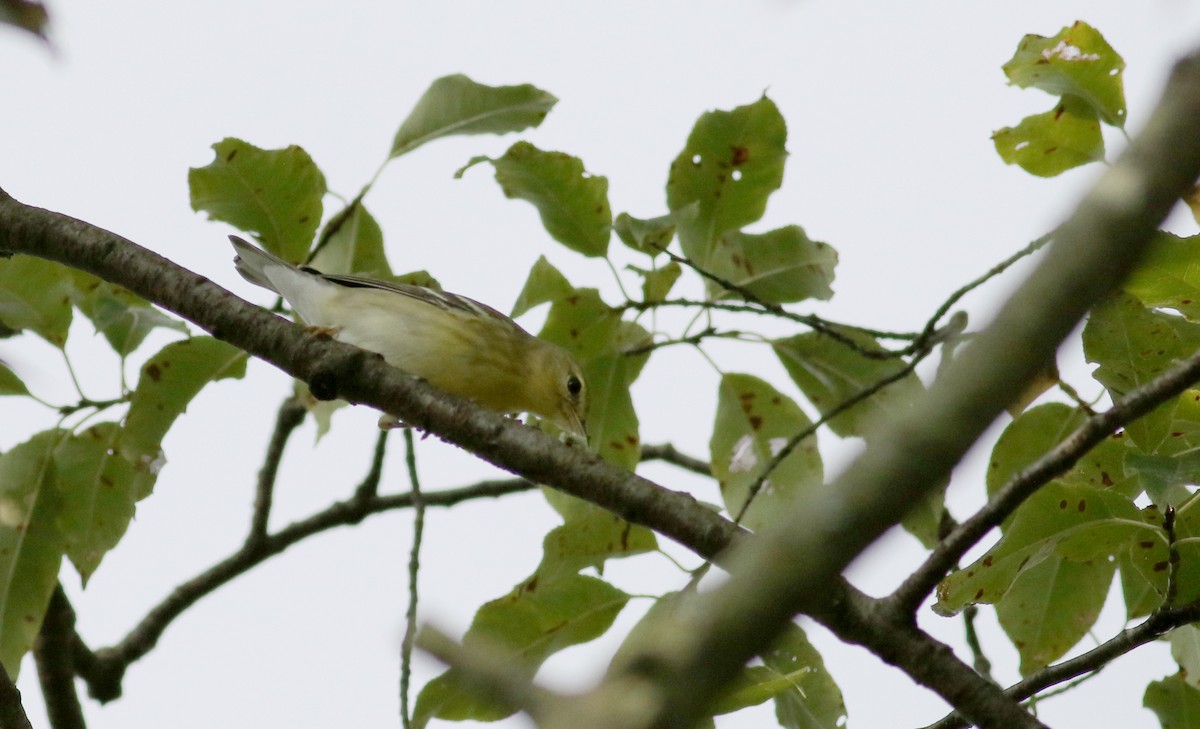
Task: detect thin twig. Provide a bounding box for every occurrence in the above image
[33,585,87,729]
[922,598,1200,729]
[621,327,748,356]
[962,606,995,684]
[639,443,712,477]
[400,429,425,729]
[246,397,306,548]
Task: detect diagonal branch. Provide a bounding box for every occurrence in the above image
[0,185,744,569]
[583,48,1200,729]
[889,343,1200,616]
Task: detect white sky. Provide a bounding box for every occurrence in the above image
[5,2,1200,728]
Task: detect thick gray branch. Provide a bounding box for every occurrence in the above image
[588,49,1200,729]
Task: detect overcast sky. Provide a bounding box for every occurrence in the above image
[6,2,1200,728]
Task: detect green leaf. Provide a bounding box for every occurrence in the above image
[0,430,66,678]
[1003,21,1126,127]
[666,96,787,267]
[705,226,836,304]
[189,138,327,262]
[987,403,1090,501]
[413,574,629,728]
[765,624,847,729]
[390,74,557,158]
[580,322,650,468]
[1120,537,1165,621]
[900,485,948,551]
[711,374,822,531]
[538,288,621,362]
[0,254,74,348]
[934,481,1147,616]
[492,142,611,257]
[628,261,682,304]
[773,329,922,438]
[992,97,1104,177]
[537,500,657,582]
[1125,233,1200,321]
[121,338,247,487]
[996,553,1114,675]
[1172,625,1200,691]
[1145,674,1200,728]
[53,424,139,584]
[309,204,391,278]
[511,255,574,318]
[1084,295,1200,451]
[0,361,29,396]
[70,271,188,356]
[614,212,676,255]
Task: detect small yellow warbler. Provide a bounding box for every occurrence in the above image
[230,235,588,437]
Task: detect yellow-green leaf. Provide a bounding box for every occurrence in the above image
[70,271,188,356]
[54,423,140,584]
[706,226,836,304]
[492,142,611,258]
[1125,233,1200,322]
[390,74,556,159]
[773,329,921,439]
[511,255,574,318]
[0,430,66,678]
[1145,674,1200,728]
[614,212,676,255]
[121,338,247,487]
[1003,21,1126,127]
[413,574,629,728]
[667,96,787,267]
[0,360,28,396]
[189,138,326,262]
[993,97,1105,177]
[711,374,822,531]
[0,254,74,348]
[309,204,391,278]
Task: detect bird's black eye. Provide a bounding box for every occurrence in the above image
[567,375,582,397]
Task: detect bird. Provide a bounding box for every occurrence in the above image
[229,235,588,438]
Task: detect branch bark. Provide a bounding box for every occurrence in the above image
[584,48,1200,729]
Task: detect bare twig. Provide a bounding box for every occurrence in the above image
[246,396,306,548]
[639,443,711,477]
[962,606,995,684]
[400,430,425,729]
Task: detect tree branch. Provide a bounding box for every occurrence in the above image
[33,585,86,729]
[0,660,33,729]
[0,185,743,568]
[889,342,1200,616]
[923,598,1200,729]
[585,47,1200,729]
[246,396,307,548]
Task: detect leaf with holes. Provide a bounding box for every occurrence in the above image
[667,96,787,267]
[711,374,822,531]
[1124,232,1200,322]
[1003,21,1126,127]
[993,96,1104,177]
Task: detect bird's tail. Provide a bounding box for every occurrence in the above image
[230,235,289,293]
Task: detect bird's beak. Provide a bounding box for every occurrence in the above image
[559,404,588,443]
